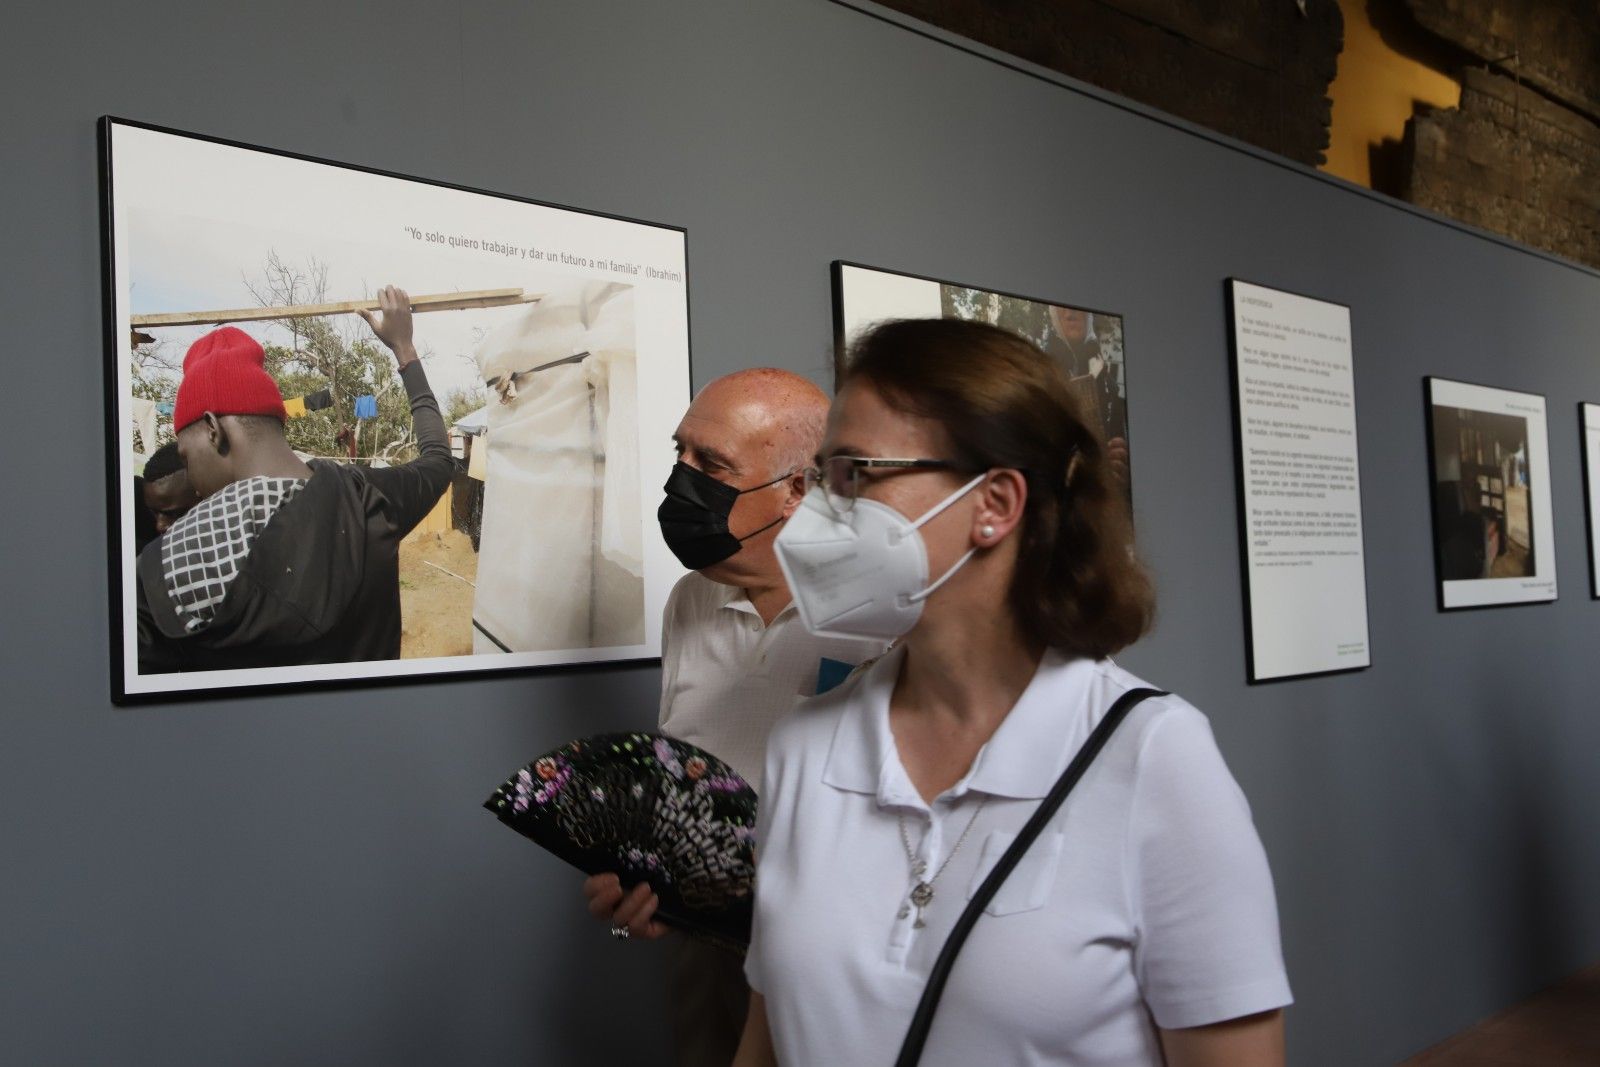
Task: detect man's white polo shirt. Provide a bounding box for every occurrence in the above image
[745,645,1292,1066]
[657,571,885,791]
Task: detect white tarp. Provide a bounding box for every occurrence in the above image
[471,280,642,653]
[453,405,489,437]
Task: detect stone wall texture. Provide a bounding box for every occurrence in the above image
[873,0,1599,267]
[1405,68,1600,269]
[872,0,1344,166]
[1399,2,1600,268]
[1402,0,1600,121]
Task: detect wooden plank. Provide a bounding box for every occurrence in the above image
[131,288,540,328]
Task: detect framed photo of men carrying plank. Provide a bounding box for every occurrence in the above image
[101,117,691,702]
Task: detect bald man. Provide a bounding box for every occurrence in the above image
[585,368,886,1066]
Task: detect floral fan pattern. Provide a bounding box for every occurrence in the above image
[486,733,757,950]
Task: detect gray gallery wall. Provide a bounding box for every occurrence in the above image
[3,1,1598,1064]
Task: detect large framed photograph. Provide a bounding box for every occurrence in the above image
[1226,280,1370,682]
[1424,378,1556,610]
[832,262,1133,511]
[103,118,691,702]
[1582,403,1600,599]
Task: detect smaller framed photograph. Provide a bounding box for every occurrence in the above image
[1424,378,1557,610]
[1581,403,1600,599]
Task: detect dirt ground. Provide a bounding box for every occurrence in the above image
[398,528,479,659]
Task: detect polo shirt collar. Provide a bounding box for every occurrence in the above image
[963,649,1093,799]
[820,646,904,798]
[820,646,1094,803]
[714,579,795,624]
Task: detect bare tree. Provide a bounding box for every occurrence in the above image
[242,252,424,463]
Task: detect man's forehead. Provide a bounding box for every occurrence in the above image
[147,469,189,489]
[680,391,773,441]
[679,400,784,477]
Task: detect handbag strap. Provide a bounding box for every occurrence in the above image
[892,686,1168,1067]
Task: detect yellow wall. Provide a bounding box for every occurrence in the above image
[1323,0,1460,187]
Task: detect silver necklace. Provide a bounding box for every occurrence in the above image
[896,796,989,929]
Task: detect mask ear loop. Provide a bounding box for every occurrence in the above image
[904,473,987,606]
[735,511,786,544]
[906,547,977,606]
[738,467,798,495]
[732,467,800,543]
[910,472,988,532]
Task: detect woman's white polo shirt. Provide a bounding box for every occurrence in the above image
[745,646,1291,1067]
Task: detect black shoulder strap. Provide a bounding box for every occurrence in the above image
[893,686,1168,1067]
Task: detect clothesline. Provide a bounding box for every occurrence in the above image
[138,388,382,423]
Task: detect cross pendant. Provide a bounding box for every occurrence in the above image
[910,881,934,928]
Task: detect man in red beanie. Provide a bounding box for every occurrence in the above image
[135,285,453,672]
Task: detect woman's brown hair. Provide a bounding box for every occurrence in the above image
[842,317,1153,659]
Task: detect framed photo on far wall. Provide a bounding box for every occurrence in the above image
[1424,378,1557,610]
[832,261,1133,512]
[102,117,691,702]
[1582,403,1600,599]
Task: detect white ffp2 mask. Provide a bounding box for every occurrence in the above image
[775,474,985,641]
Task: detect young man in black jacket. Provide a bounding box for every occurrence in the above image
[136,285,454,673]
[137,441,202,549]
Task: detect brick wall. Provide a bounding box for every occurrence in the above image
[1405,68,1600,269]
[872,0,1344,166]
[1400,0,1600,268]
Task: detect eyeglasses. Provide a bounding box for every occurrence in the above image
[803,456,966,516]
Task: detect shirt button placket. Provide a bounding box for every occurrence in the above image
[748,616,774,676]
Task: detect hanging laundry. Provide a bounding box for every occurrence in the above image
[354,395,378,420]
[303,387,333,412]
[283,396,308,418]
[130,397,158,454]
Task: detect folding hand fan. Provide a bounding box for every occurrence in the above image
[485,732,757,951]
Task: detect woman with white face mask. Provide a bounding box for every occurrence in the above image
[733,319,1290,1067]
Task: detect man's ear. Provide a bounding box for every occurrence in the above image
[205,412,230,457]
[780,468,809,518]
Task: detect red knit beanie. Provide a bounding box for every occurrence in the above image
[173,327,286,433]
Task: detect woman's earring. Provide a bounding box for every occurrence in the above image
[980,524,996,540]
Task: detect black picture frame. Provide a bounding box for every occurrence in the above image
[1421,375,1558,612]
[1579,402,1600,600]
[830,260,1136,516]
[101,116,693,704]
[1224,278,1372,684]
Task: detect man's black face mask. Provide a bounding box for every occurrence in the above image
[657,461,789,570]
